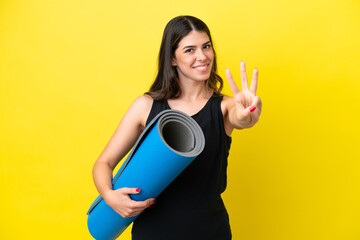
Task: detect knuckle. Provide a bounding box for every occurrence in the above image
[124,210,132,218]
[121,213,127,218]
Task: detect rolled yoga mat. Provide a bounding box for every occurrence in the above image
[87,109,205,240]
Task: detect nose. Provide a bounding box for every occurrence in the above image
[196,49,207,61]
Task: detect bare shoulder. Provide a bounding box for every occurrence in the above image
[131,94,153,108]
[128,94,153,129]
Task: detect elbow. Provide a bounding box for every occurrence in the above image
[92,158,114,177]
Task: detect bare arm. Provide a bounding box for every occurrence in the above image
[92,94,155,217]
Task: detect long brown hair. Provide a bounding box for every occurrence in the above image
[146,15,223,100]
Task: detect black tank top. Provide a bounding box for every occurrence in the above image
[132,95,232,240]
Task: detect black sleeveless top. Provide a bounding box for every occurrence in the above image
[132,95,232,240]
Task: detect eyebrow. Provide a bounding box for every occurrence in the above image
[183,41,211,50]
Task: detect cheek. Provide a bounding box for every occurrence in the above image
[178,56,195,66]
[207,51,214,60]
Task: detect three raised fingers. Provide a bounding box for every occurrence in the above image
[226,61,258,96]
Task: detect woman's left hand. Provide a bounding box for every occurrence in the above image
[225,60,262,129]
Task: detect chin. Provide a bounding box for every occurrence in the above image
[198,73,211,81]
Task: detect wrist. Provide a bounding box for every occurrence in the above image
[102,188,114,202]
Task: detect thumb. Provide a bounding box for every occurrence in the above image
[248,105,256,113]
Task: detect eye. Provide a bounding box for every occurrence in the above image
[203,44,211,49]
[185,48,193,53]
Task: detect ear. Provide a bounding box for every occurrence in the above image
[171,57,177,66]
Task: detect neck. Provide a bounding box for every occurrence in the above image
[177,79,213,101]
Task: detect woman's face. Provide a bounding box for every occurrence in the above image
[172,31,214,83]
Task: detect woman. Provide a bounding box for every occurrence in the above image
[92,15,262,239]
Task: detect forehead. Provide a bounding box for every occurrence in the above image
[177,31,210,47]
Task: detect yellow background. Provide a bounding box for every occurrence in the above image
[1,0,359,239]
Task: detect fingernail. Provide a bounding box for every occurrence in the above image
[136,188,141,192]
[249,106,256,112]
[153,199,156,203]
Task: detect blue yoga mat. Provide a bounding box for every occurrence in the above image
[87,109,205,240]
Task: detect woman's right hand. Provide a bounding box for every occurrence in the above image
[102,188,155,218]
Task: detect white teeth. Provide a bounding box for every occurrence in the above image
[195,66,207,70]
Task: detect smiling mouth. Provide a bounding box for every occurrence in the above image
[193,64,210,72]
